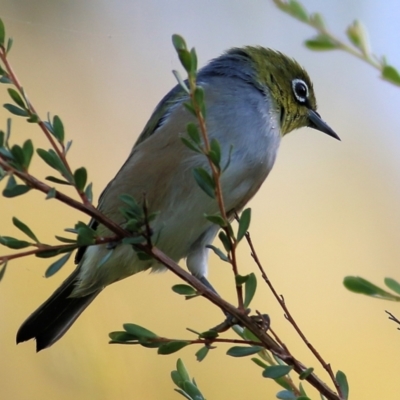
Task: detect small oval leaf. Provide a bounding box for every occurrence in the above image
[226,345,263,357]
[262,365,293,379]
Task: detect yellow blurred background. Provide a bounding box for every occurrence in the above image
[1,1,400,399]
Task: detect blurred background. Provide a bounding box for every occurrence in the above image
[1,0,400,399]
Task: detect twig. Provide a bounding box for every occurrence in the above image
[244,230,342,398]
[386,310,400,330]
[0,46,91,204]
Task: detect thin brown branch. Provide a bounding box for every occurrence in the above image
[150,246,340,400]
[0,47,90,205]
[244,230,341,398]
[187,76,244,310]
[386,310,400,330]
[0,158,128,237]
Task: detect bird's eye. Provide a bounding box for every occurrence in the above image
[292,79,309,103]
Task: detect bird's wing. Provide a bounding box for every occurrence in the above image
[75,84,187,264]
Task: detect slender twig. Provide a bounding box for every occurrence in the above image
[186,73,244,310]
[150,246,340,400]
[244,230,342,397]
[272,0,383,71]
[111,336,263,346]
[0,158,127,237]
[0,47,91,205]
[386,310,400,330]
[0,235,118,264]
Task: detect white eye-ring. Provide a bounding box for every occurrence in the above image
[292,79,309,103]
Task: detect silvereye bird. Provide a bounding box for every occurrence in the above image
[17,46,339,351]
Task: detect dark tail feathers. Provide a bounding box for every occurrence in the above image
[16,268,101,352]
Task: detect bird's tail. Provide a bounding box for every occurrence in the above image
[16,268,101,352]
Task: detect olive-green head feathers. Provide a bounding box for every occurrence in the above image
[227,46,339,140]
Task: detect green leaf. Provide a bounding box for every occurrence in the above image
[0,261,7,282]
[172,284,197,296]
[385,278,400,295]
[108,331,138,343]
[182,380,204,400]
[237,208,251,242]
[251,357,268,369]
[193,87,204,107]
[194,87,206,117]
[178,49,192,74]
[0,75,11,84]
[195,346,209,362]
[305,34,338,51]
[27,111,39,122]
[192,167,215,198]
[45,176,72,185]
[0,147,12,160]
[45,252,72,277]
[199,330,218,339]
[22,139,34,169]
[176,358,190,382]
[336,370,349,400]
[52,115,65,143]
[46,187,57,199]
[181,137,201,153]
[55,235,77,244]
[85,182,93,202]
[205,213,226,227]
[343,276,400,301]
[262,365,293,379]
[7,88,25,108]
[172,34,187,51]
[226,346,263,357]
[218,231,232,252]
[222,144,234,172]
[6,37,13,54]
[190,48,198,73]
[288,0,309,22]
[244,272,257,308]
[74,167,87,191]
[0,236,30,249]
[299,367,314,380]
[346,20,370,55]
[183,102,196,116]
[12,217,39,242]
[3,103,29,117]
[276,391,296,400]
[0,18,5,46]
[36,148,70,179]
[310,13,326,30]
[123,323,158,339]
[186,122,201,144]
[235,274,248,285]
[3,175,31,197]
[206,244,229,262]
[382,65,400,86]
[209,138,221,168]
[242,328,261,343]
[158,341,190,355]
[10,145,25,167]
[36,245,76,258]
[75,221,96,246]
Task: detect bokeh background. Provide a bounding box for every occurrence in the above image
[1,1,400,399]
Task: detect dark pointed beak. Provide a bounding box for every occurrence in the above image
[308,109,340,141]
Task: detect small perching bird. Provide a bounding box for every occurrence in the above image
[17,45,339,351]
